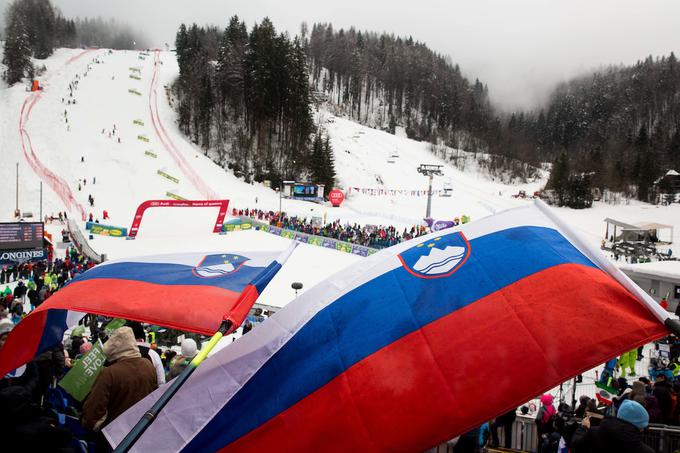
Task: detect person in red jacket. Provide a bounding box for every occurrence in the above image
[661,298,669,310]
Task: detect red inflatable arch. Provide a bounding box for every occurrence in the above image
[128,199,229,238]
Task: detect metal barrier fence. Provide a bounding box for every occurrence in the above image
[67,219,106,263]
[434,417,680,453]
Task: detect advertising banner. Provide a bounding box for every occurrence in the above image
[165,192,185,201]
[86,222,128,237]
[129,199,229,238]
[223,219,253,232]
[247,218,378,257]
[0,248,46,265]
[144,150,157,158]
[351,245,370,257]
[157,169,179,184]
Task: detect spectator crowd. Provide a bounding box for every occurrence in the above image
[234,207,432,249]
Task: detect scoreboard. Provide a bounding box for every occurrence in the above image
[0,222,44,250]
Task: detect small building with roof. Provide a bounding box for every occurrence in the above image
[621,261,680,312]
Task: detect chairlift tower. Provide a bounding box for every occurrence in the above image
[417,164,444,219]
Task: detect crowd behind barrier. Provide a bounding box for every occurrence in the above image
[234,207,430,250]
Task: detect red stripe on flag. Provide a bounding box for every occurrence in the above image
[36,279,241,335]
[0,310,49,378]
[221,264,667,452]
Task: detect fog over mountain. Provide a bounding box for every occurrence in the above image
[2,0,679,110]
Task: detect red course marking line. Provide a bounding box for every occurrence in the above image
[18,49,93,220]
[66,48,96,65]
[148,50,218,199]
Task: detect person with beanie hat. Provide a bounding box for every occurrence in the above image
[571,399,653,453]
[167,338,199,380]
[81,327,157,431]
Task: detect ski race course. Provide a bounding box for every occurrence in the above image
[2,48,680,308]
[2,47,680,449]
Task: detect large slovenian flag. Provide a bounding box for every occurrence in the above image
[0,243,297,378]
[104,202,671,452]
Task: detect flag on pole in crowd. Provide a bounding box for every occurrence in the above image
[0,244,297,379]
[104,201,670,452]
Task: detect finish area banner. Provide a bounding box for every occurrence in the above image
[128,200,229,238]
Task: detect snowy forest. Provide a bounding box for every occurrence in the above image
[306,23,494,153]
[2,0,147,85]
[497,55,680,202]
[173,17,333,189]
[4,0,678,206]
[176,18,679,205]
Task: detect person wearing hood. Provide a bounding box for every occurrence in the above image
[81,327,157,431]
[571,399,653,453]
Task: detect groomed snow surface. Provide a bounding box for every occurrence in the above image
[2,46,680,416]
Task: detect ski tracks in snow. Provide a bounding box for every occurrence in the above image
[148,50,218,200]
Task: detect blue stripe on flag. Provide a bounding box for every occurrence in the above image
[68,262,265,292]
[36,309,68,356]
[184,226,598,451]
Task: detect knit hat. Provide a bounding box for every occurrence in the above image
[617,399,649,429]
[181,338,198,359]
[103,327,140,362]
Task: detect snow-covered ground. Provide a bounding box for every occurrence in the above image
[1,47,680,309]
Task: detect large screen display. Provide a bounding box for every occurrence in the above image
[0,222,44,250]
[293,184,318,197]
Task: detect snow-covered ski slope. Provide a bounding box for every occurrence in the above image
[1,48,680,308]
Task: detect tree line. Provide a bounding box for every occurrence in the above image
[174,17,330,189]
[2,0,147,85]
[307,23,494,154]
[498,54,680,204]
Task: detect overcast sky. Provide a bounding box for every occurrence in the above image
[8,0,680,110]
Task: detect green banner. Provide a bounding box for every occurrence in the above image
[103,318,127,336]
[280,230,295,239]
[157,169,179,184]
[128,88,142,96]
[59,342,106,401]
[308,237,323,247]
[88,223,128,237]
[133,119,145,126]
[137,135,150,142]
[224,222,252,232]
[166,191,186,200]
[129,74,141,80]
[144,150,157,158]
[335,242,353,253]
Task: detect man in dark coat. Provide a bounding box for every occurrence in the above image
[82,327,157,431]
[571,399,653,453]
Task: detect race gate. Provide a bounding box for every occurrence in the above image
[128,199,229,239]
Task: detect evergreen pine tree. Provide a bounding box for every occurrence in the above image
[322,135,336,191]
[546,152,570,206]
[3,5,33,85]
